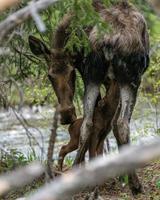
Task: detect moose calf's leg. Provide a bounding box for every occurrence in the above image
[58,141,78,171]
[113,85,142,195]
[74,83,100,165]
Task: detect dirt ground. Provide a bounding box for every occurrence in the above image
[2,160,160,200]
[72,160,160,200]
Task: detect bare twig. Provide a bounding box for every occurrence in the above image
[30,1,46,32]
[46,106,59,180]
[27,139,160,200]
[0,77,23,109]
[0,162,44,196]
[12,109,44,159]
[13,47,41,66]
[0,0,59,43]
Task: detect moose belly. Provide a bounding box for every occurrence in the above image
[110,53,149,85]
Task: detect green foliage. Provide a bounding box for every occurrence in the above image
[157,128,160,136]
[0,0,160,107]
[0,149,37,173]
[64,156,74,167]
[119,175,128,185]
[156,179,160,189]
[24,76,56,105]
[143,52,160,105]
[64,0,109,54]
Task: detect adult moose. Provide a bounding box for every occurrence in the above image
[28,0,149,194]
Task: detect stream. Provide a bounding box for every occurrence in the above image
[0,97,159,161]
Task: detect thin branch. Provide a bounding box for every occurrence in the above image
[13,47,41,65]
[46,106,59,180]
[0,0,59,43]
[29,1,46,32]
[12,109,44,160]
[27,139,160,200]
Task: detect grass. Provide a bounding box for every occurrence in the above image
[0,149,34,173]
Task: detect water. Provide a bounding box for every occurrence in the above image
[0,106,69,160]
[0,98,159,161]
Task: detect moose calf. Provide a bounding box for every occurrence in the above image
[58,80,119,170]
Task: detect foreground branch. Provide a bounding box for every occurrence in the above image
[0,162,44,196]
[27,139,160,200]
[0,0,58,43]
[46,107,59,180]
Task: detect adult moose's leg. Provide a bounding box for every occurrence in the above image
[88,128,101,159]
[112,84,142,195]
[74,82,100,165]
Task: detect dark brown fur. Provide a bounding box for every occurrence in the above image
[58,80,120,170]
[28,2,149,125]
[29,1,149,194]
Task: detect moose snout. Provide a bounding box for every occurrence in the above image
[60,106,77,125]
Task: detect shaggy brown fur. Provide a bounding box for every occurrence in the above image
[91,1,149,54]
[28,1,149,125]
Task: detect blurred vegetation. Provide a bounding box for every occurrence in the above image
[0,148,37,173]
[0,0,160,112]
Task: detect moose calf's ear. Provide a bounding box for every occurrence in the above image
[28,35,51,57]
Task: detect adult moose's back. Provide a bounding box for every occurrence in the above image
[28,0,149,195]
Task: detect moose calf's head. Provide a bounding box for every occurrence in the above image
[28,15,76,124]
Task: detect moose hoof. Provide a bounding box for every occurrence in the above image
[128,173,143,195]
[129,182,143,196]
